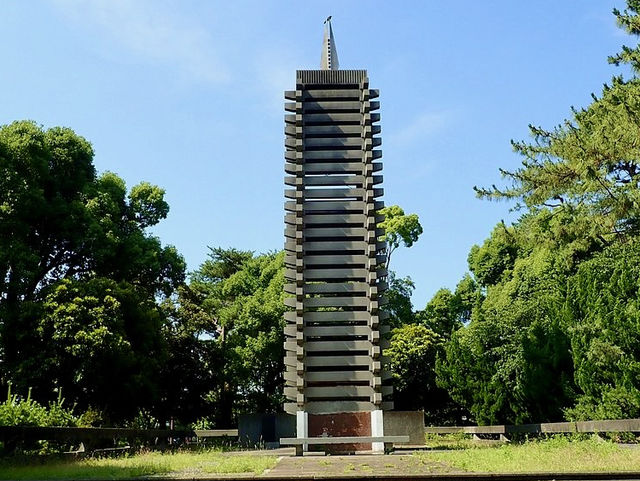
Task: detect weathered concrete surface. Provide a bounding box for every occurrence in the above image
[384,411,425,446]
[308,412,371,453]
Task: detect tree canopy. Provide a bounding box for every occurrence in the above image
[0,121,185,421]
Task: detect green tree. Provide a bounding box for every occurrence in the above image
[436,2,640,424]
[0,121,185,420]
[417,275,480,338]
[476,3,640,246]
[184,248,285,426]
[385,274,415,328]
[387,324,466,424]
[564,240,640,420]
[379,205,423,270]
[157,287,217,425]
[436,226,576,425]
[32,278,166,420]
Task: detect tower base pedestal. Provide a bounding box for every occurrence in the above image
[294,411,384,453]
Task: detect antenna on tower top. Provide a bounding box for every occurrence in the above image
[321,16,339,70]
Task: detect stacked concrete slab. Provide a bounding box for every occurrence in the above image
[282,67,393,437]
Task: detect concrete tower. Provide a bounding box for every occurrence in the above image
[283,18,393,453]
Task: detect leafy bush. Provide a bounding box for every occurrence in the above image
[0,384,79,427]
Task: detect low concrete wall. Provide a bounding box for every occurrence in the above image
[238,413,295,447]
[383,411,424,445]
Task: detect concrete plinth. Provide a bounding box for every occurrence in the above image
[308,412,372,453]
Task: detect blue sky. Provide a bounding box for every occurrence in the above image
[0,0,631,307]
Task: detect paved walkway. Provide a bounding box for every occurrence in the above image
[263,452,454,478]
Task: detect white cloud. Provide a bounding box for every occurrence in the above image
[388,110,454,148]
[50,0,229,84]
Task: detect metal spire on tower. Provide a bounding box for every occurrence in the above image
[321,16,339,70]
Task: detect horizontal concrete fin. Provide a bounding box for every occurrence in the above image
[284,355,300,368]
[305,386,375,398]
[284,150,298,161]
[303,296,369,307]
[303,175,363,187]
[301,200,365,212]
[305,150,364,160]
[304,227,366,237]
[303,311,371,322]
[304,101,362,111]
[306,269,367,281]
[293,255,386,267]
[302,89,361,100]
[284,201,298,212]
[303,240,367,251]
[303,124,362,135]
[295,188,381,202]
[283,403,299,414]
[283,387,301,399]
[284,394,296,401]
[305,370,373,383]
[300,255,369,266]
[305,213,384,225]
[283,311,299,322]
[303,213,366,224]
[304,355,372,367]
[302,241,386,253]
[284,325,373,337]
[285,340,372,352]
[284,213,299,225]
[303,113,362,123]
[285,268,368,281]
[283,227,300,239]
[304,138,363,149]
[284,401,394,414]
[284,177,298,187]
[285,162,382,175]
[303,188,363,199]
[283,366,303,381]
[306,325,373,337]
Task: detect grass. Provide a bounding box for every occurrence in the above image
[424,432,479,450]
[417,435,640,473]
[0,449,278,480]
